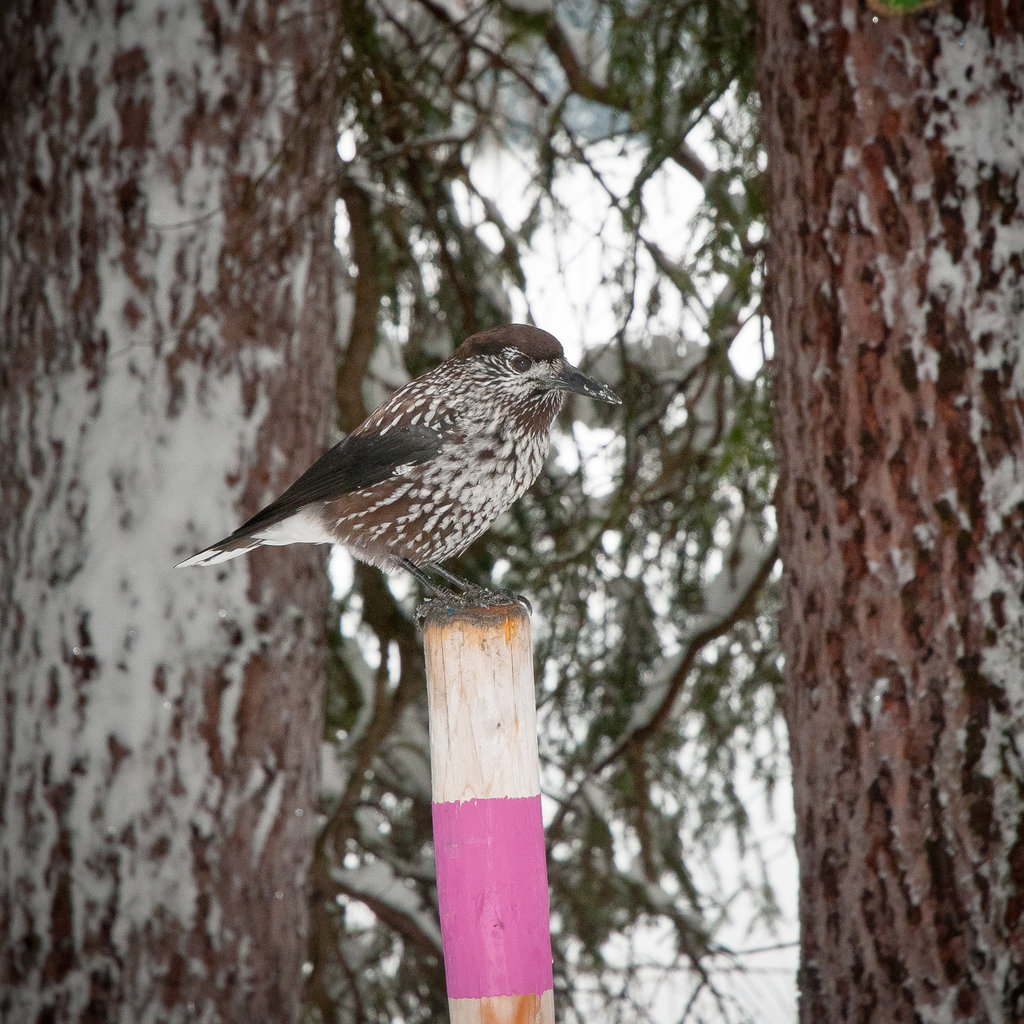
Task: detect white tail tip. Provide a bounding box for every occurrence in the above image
[175,543,260,568]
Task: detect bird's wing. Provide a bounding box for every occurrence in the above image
[233,422,447,537]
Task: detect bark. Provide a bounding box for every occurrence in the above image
[758,2,1024,1020]
[0,1,338,1021]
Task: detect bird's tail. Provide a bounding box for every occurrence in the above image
[175,535,263,568]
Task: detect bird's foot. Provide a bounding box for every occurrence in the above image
[399,559,530,611]
[457,586,532,614]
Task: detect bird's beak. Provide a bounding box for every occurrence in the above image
[547,359,622,404]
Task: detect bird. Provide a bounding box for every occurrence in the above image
[176,324,620,595]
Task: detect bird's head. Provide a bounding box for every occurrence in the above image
[451,324,621,410]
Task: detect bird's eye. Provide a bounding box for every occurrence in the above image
[510,354,533,373]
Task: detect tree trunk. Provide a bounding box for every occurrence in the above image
[0,2,338,1021]
[758,2,1024,1020]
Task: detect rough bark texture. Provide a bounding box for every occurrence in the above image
[758,2,1024,1021]
[0,1,338,1021]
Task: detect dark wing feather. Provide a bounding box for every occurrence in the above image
[231,423,445,537]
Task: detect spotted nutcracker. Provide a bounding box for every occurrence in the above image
[176,324,620,592]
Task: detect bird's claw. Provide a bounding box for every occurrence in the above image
[459,586,531,614]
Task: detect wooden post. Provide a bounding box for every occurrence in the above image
[421,601,556,1024]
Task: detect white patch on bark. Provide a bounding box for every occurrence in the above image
[252,770,285,867]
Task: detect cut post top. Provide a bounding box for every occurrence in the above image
[418,597,531,633]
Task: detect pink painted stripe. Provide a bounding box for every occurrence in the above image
[432,795,554,999]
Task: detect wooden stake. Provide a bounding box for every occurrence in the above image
[421,601,555,1024]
